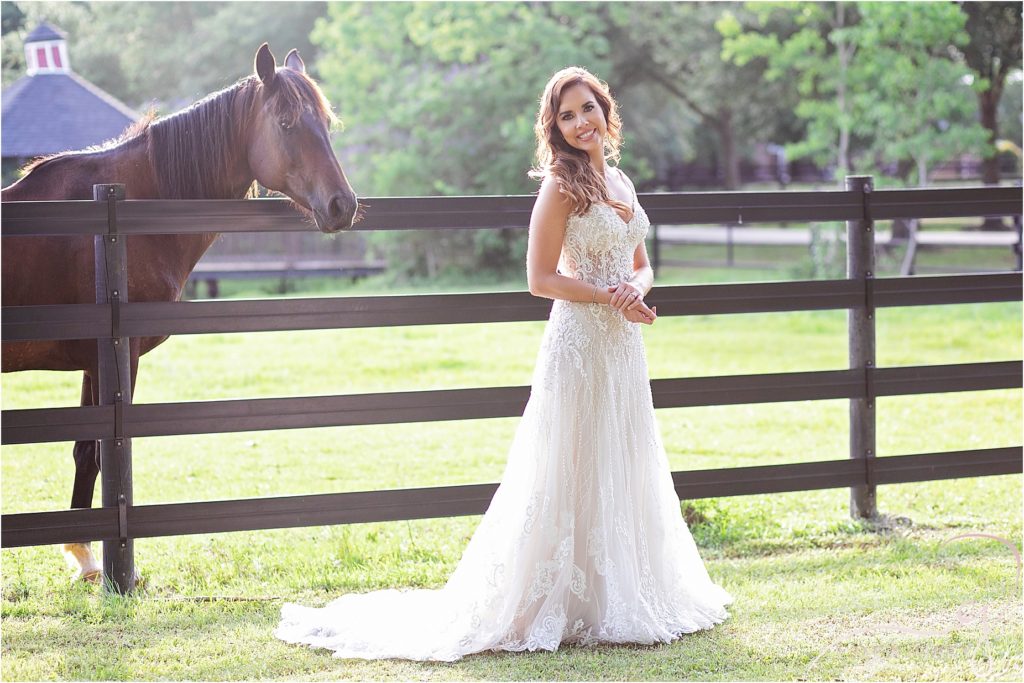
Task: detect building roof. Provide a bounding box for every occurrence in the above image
[25,22,66,43]
[1,71,138,157]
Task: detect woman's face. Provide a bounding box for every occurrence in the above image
[554,83,606,158]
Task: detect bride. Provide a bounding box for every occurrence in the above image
[274,66,735,662]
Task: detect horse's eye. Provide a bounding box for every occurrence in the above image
[279,119,294,131]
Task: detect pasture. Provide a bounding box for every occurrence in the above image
[1,260,1020,680]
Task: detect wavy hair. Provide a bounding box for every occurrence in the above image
[528,66,627,217]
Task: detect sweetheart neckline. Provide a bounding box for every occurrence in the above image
[571,201,639,227]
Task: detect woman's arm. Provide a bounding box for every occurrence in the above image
[526,177,614,305]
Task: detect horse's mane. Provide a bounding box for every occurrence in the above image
[22,68,338,200]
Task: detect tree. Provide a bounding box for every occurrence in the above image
[850,2,988,187]
[312,1,610,279]
[957,1,1022,186]
[0,0,23,35]
[721,1,989,187]
[721,2,865,182]
[604,2,798,190]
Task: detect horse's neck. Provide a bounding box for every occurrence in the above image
[2,140,225,287]
[2,140,158,201]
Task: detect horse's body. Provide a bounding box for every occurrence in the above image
[1,45,357,581]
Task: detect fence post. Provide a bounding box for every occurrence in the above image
[93,183,135,594]
[651,224,661,272]
[846,175,878,520]
[1013,214,1022,272]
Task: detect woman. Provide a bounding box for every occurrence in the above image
[274,66,734,661]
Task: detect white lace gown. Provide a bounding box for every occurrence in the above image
[274,191,735,661]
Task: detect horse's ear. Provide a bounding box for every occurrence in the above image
[255,43,276,86]
[284,49,306,74]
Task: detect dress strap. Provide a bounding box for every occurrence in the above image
[617,167,637,212]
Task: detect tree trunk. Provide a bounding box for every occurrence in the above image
[978,88,1001,186]
[977,89,1007,230]
[716,110,740,191]
[835,2,853,184]
[890,160,915,241]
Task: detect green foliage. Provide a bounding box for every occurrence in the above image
[999,70,1023,149]
[313,1,612,279]
[721,1,991,184]
[851,2,989,185]
[957,1,1022,86]
[1,1,327,107]
[606,2,800,190]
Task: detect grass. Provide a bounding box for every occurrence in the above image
[1,253,1021,680]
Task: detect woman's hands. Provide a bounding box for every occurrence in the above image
[607,282,657,325]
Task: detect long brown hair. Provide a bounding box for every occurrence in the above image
[528,66,628,217]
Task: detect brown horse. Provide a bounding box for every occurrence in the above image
[1,44,358,581]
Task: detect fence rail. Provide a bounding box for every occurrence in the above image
[4,186,1022,236]
[2,180,1022,594]
[2,361,1019,446]
[3,273,1020,342]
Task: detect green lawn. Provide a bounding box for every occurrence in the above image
[1,267,1021,680]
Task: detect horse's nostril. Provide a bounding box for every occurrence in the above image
[328,195,345,219]
[327,194,356,227]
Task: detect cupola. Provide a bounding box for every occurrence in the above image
[24,22,70,75]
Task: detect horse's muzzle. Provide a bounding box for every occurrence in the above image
[313,193,358,233]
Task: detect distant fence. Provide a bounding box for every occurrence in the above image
[649,218,1024,273]
[660,156,1022,189]
[187,227,384,297]
[1,178,1021,593]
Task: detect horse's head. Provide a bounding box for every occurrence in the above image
[247,44,357,233]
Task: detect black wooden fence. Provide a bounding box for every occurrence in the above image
[2,177,1021,593]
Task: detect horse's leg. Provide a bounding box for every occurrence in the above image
[62,369,103,583]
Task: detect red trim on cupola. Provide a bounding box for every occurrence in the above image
[36,47,48,69]
[51,46,62,68]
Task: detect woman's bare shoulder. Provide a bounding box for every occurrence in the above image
[534,175,572,215]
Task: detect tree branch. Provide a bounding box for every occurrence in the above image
[644,66,714,123]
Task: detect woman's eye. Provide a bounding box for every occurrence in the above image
[583,104,594,111]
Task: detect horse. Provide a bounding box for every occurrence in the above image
[1,44,358,582]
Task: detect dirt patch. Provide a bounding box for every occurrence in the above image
[761,600,1020,659]
[846,600,1021,638]
[784,601,1023,681]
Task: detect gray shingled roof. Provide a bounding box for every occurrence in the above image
[1,72,138,157]
[25,22,66,43]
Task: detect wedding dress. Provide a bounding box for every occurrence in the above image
[274,179,735,661]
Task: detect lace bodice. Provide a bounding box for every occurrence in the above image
[560,199,650,289]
